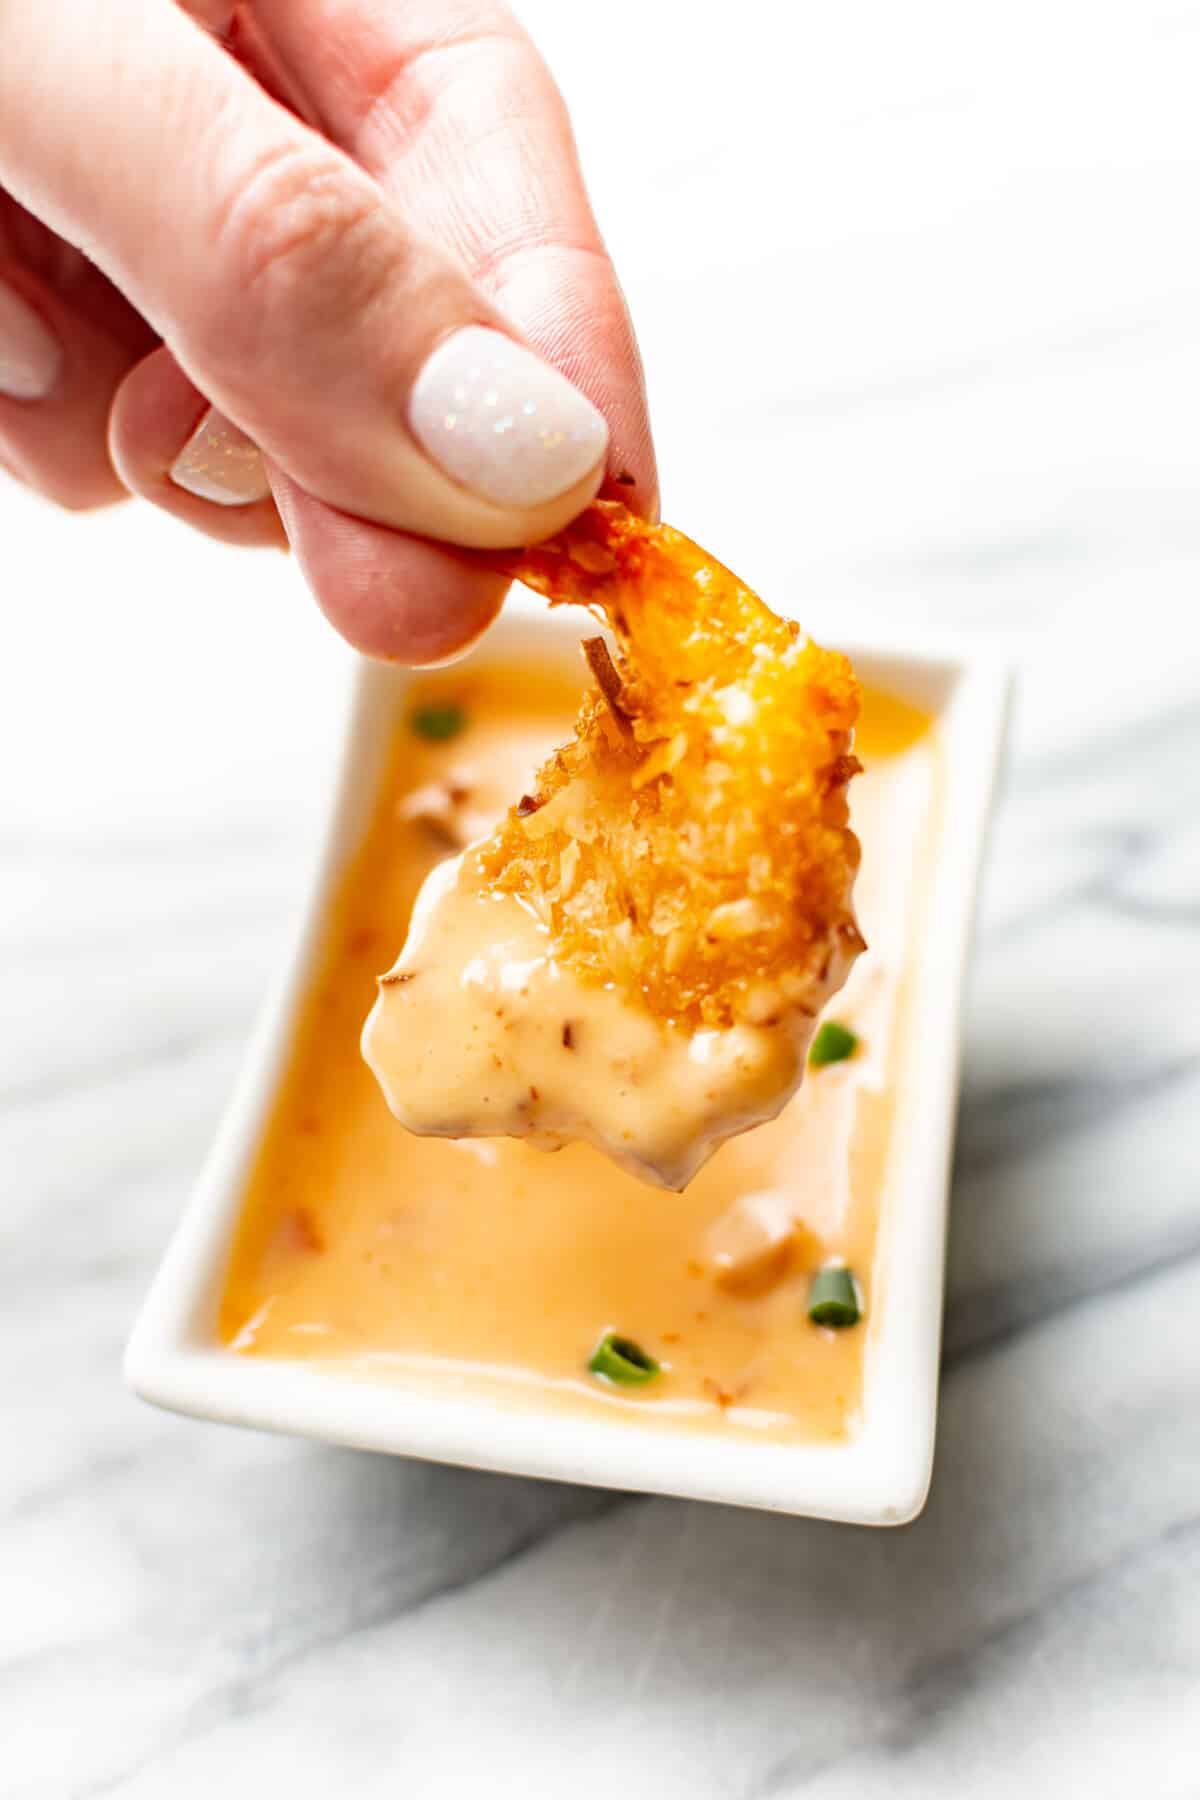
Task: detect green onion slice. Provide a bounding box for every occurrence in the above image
[809,1020,860,1068]
[410,702,466,741]
[807,1266,862,1328]
[588,1331,660,1385]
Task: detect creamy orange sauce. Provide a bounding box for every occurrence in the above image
[219,659,936,1442]
[362,861,851,1190]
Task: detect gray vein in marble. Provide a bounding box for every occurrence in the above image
[953,1054,1198,1180]
[63,1480,631,1800]
[1008,695,1200,791]
[943,1213,1200,1367]
[753,1510,1200,1797]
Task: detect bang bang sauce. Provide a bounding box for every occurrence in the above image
[219,659,937,1442]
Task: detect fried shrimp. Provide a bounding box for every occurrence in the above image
[484,502,863,1030]
[363,502,865,1189]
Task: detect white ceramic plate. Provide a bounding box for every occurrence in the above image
[125,602,1010,1525]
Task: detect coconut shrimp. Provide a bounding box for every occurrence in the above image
[363,502,865,1189]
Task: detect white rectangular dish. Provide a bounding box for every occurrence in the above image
[125,602,1010,1525]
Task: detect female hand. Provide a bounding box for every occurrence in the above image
[0,1,657,661]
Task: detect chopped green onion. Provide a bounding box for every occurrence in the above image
[807,1266,862,1328]
[410,702,466,741]
[809,1020,860,1068]
[588,1330,660,1385]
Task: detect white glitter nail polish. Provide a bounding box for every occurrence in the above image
[170,409,271,507]
[409,327,607,510]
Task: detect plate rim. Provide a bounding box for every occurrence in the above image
[124,608,1013,1525]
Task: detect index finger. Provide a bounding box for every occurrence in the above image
[246,0,657,517]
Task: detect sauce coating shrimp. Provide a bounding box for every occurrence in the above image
[363,502,865,1188]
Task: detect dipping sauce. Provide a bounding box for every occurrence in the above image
[362,854,858,1191]
[219,659,937,1442]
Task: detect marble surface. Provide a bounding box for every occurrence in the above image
[3,2,1199,1793]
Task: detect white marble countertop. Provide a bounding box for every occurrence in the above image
[3,2,1199,1793]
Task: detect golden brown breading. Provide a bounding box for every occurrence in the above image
[479,501,864,1031]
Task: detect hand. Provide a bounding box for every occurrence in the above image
[0,1,657,662]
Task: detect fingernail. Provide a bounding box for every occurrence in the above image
[170,408,271,506]
[409,326,608,511]
[0,281,63,400]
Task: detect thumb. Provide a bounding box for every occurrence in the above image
[0,0,608,549]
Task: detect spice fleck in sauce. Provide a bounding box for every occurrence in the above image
[219,660,937,1441]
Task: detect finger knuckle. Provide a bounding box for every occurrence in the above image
[207,138,391,339]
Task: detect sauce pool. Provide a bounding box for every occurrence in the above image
[219,659,937,1443]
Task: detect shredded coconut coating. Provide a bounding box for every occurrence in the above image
[478,501,864,1031]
